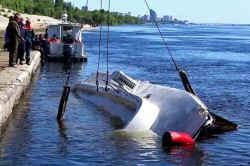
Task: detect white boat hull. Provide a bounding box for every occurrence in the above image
[46,42,87,62]
[73,71,213,137]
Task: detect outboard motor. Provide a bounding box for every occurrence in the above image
[62,44,74,63]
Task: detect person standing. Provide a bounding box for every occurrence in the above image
[9,13,24,67]
[4,16,14,51]
[17,18,27,65]
[24,20,35,65]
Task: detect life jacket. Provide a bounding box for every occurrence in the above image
[50,37,60,43]
[24,25,35,45]
[48,37,60,43]
[25,25,33,31]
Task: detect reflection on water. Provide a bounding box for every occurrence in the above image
[57,120,70,156]
[111,130,158,149]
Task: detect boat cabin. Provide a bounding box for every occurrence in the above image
[47,24,82,44]
[45,12,87,62]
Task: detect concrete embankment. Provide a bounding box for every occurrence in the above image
[0,51,41,126]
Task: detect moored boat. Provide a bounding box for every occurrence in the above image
[45,12,87,63]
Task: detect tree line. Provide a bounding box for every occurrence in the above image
[0,0,143,25]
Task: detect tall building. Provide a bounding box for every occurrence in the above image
[82,6,88,11]
[149,9,157,22]
[55,0,63,6]
[128,12,131,16]
[55,0,59,5]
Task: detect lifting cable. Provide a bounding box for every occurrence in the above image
[144,0,196,96]
[57,0,89,120]
[96,0,104,92]
[96,0,111,92]
[105,0,111,92]
[144,0,179,71]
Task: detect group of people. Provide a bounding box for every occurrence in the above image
[32,34,47,62]
[4,13,35,67]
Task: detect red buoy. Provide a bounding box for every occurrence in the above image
[162,131,195,147]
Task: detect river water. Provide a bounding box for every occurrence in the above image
[0,25,249,165]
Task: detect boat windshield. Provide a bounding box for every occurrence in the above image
[62,26,73,43]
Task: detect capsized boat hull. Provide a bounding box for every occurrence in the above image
[73,71,213,137]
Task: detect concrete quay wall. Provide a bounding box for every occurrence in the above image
[0,51,41,126]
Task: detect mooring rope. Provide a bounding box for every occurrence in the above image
[96,0,103,92]
[65,0,89,85]
[57,0,89,120]
[144,0,179,71]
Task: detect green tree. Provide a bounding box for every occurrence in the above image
[0,0,143,25]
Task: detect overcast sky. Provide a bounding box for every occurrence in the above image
[65,0,250,24]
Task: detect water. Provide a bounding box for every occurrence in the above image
[0,24,250,165]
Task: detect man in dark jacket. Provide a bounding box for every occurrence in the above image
[9,13,24,67]
[4,16,14,51]
[17,18,27,65]
[24,20,35,65]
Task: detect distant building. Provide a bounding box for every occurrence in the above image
[163,15,171,21]
[55,0,63,6]
[128,12,131,16]
[149,9,157,22]
[111,12,127,16]
[119,13,126,16]
[157,18,162,21]
[142,14,150,22]
[111,12,119,15]
[55,0,59,5]
[82,6,88,11]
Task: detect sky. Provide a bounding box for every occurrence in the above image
[64,0,250,24]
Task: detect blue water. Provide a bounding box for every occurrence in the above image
[0,25,250,165]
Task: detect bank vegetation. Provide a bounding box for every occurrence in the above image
[0,0,143,25]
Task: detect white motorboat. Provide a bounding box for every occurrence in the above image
[45,12,87,63]
[72,71,219,142]
[72,71,237,145]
